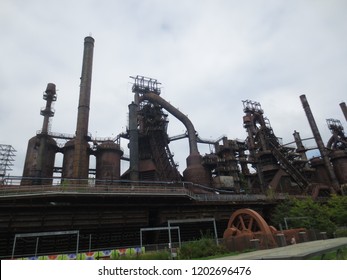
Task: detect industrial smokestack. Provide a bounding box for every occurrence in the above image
[300,94,340,193]
[293,130,308,161]
[340,102,347,122]
[41,83,57,134]
[75,36,94,137]
[128,102,139,181]
[72,36,94,180]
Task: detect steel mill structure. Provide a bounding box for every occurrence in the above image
[0,36,346,258]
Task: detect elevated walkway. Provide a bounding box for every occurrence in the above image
[0,182,289,203]
[216,237,347,260]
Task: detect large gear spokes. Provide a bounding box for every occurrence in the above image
[223,208,277,249]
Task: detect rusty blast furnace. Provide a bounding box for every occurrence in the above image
[3,36,345,258]
[21,36,347,197]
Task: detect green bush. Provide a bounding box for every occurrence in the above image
[335,228,347,238]
[270,197,338,236]
[178,237,227,259]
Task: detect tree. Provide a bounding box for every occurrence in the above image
[269,198,295,229]
[327,195,347,227]
[271,197,337,235]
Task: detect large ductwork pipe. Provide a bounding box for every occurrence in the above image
[340,102,347,122]
[300,94,340,193]
[139,93,199,156]
[139,92,210,187]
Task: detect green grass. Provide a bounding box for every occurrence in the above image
[309,248,347,260]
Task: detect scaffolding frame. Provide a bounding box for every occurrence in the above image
[0,144,16,178]
[130,75,161,95]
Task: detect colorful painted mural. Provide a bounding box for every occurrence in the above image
[13,247,145,260]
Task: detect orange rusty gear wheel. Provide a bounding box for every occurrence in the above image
[223,208,277,248]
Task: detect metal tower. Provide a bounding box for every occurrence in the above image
[128,75,180,182]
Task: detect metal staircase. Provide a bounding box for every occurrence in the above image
[268,140,308,191]
[149,131,180,181]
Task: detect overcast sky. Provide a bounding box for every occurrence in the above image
[1,0,346,176]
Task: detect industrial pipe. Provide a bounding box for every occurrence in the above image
[139,92,199,156]
[300,94,340,193]
[340,102,347,122]
[139,92,211,187]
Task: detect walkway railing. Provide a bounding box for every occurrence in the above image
[0,177,287,202]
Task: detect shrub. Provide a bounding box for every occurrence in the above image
[178,237,227,259]
[335,228,347,238]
